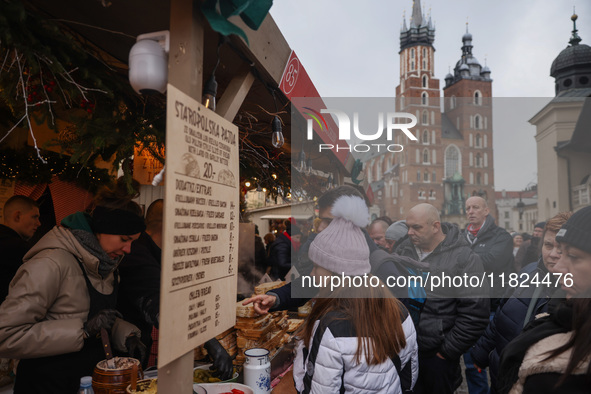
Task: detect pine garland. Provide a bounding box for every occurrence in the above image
[0,1,166,175]
[0,148,111,192]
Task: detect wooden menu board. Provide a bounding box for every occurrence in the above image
[158,84,239,368]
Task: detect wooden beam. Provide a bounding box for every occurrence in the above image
[216,65,256,122]
[230,14,291,85]
[168,0,204,98]
[157,350,195,394]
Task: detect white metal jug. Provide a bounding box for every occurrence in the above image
[243,348,271,394]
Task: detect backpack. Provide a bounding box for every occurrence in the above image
[401,267,428,327]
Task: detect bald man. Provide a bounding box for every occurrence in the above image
[394,203,489,394]
[0,195,40,303]
[462,196,514,394]
[368,218,390,249]
[464,196,514,306]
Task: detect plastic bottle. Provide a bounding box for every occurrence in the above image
[78,376,95,394]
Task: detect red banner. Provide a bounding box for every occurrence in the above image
[279,51,350,168]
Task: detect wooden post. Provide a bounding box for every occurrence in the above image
[168,0,204,98]
[159,0,204,392]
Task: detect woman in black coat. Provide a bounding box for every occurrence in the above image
[470,212,570,392]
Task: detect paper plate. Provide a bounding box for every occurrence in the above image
[193,382,253,394]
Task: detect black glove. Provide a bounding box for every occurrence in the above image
[83,309,122,338]
[204,338,233,380]
[125,335,147,365]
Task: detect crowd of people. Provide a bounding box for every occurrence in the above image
[1,179,590,393]
[245,186,591,394]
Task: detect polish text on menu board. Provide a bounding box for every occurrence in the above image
[159,84,238,368]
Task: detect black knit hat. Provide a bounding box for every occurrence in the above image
[534,221,546,230]
[92,205,146,235]
[555,206,591,254]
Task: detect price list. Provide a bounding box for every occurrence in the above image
[159,84,238,368]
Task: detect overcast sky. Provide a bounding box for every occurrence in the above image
[270,0,591,191]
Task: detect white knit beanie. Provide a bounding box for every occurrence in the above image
[308,196,370,275]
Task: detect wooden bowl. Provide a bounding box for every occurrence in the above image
[92,357,142,394]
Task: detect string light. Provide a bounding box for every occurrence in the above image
[271,116,284,148]
[202,36,223,111]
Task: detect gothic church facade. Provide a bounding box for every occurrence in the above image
[364,0,497,226]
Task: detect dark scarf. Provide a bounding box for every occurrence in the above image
[70,229,120,278]
[496,298,573,394]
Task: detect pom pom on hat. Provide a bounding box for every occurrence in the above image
[330,195,370,227]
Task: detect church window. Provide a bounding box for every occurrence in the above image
[423,149,430,164]
[476,172,481,185]
[422,75,428,88]
[422,110,429,125]
[475,134,481,148]
[422,130,429,144]
[476,153,482,168]
[474,114,482,129]
[422,92,428,106]
[417,171,421,182]
[424,171,429,182]
[444,145,461,178]
[474,90,482,105]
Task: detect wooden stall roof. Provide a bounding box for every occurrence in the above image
[21,0,349,177]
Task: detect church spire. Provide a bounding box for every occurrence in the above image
[402,10,408,31]
[569,11,582,46]
[400,0,435,51]
[411,0,423,27]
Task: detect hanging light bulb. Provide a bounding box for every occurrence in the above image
[298,151,306,172]
[306,157,312,175]
[202,74,218,111]
[271,116,284,148]
[327,174,334,189]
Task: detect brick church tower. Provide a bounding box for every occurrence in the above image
[364,0,497,227]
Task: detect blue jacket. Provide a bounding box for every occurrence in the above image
[470,259,558,391]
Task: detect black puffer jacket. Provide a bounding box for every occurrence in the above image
[470,259,558,392]
[0,224,29,304]
[394,223,490,360]
[117,232,161,352]
[268,233,293,280]
[463,215,514,307]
